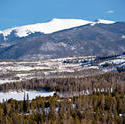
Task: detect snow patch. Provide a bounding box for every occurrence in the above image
[96,19,115,24]
[0,79,19,85]
[1,18,92,38]
[99,59,125,65]
[91,19,115,26]
[0,31,3,34]
[0,90,55,102]
[122,35,125,39]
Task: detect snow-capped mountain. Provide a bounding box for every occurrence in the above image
[0,18,125,60]
[0,18,115,41]
[96,19,115,24]
[91,19,115,26]
[0,18,92,39]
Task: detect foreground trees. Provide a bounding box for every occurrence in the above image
[0,91,125,124]
[0,71,125,123]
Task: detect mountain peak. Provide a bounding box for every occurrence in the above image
[90,19,115,26]
[49,18,92,24]
[96,19,115,24]
[0,18,116,40]
[0,18,92,39]
[0,19,125,60]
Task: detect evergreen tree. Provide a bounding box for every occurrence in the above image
[23,92,27,113]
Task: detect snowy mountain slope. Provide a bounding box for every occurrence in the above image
[0,18,92,39]
[0,21,125,60]
[96,19,115,24]
[0,18,115,41]
[91,19,115,26]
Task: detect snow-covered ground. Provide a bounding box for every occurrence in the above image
[0,55,125,85]
[91,19,115,26]
[99,59,125,65]
[0,79,20,85]
[0,90,55,103]
[0,55,125,102]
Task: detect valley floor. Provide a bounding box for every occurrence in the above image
[0,55,125,123]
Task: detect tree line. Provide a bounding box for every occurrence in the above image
[0,72,125,94]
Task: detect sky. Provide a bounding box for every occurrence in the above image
[0,0,125,30]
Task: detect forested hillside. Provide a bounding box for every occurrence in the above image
[0,72,125,124]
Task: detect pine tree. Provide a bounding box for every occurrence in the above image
[3,102,7,116]
[26,93,29,112]
[23,92,27,113]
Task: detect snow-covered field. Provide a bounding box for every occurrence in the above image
[0,79,20,85]
[0,55,125,102]
[0,90,55,103]
[99,59,125,65]
[0,54,125,85]
[0,56,96,84]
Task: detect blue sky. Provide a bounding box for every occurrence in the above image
[0,0,125,30]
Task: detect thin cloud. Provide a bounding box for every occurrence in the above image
[107,10,115,14]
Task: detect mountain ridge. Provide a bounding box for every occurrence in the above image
[0,18,115,42]
[0,21,125,59]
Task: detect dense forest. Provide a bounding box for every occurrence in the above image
[0,72,125,124]
[0,91,125,124]
[0,72,125,94]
